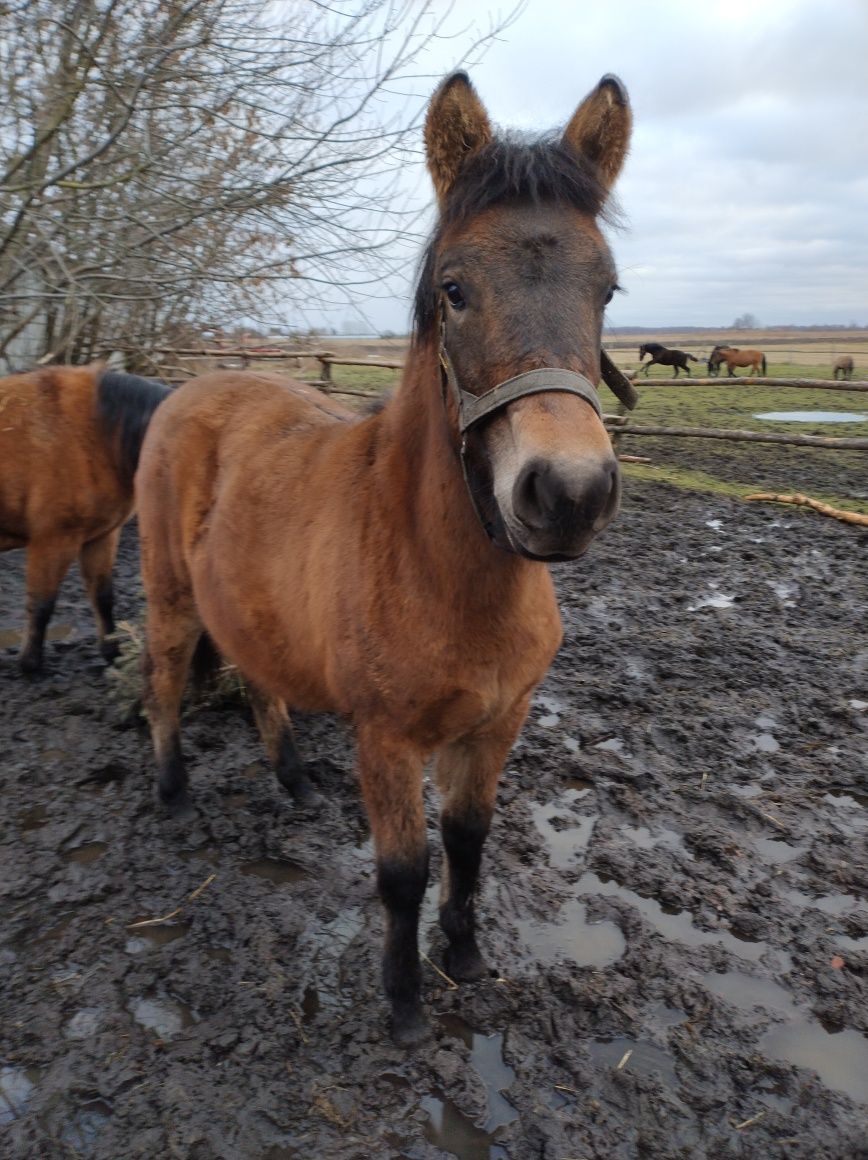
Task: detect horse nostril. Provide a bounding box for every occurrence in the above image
[513,458,619,532]
[513,462,558,529]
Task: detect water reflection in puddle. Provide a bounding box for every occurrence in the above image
[755,411,867,423]
[753,837,803,864]
[0,1066,37,1124]
[783,888,866,916]
[62,842,108,865]
[531,791,595,870]
[240,859,307,885]
[704,969,868,1103]
[422,1014,516,1160]
[129,995,195,1038]
[18,804,48,833]
[60,1098,113,1154]
[824,788,868,811]
[0,624,75,648]
[762,1025,868,1103]
[589,1035,679,1087]
[517,893,625,969]
[572,872,768,963]
[125,922,190,954]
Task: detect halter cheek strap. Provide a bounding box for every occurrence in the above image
[439,343,604,450]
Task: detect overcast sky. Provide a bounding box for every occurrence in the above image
[306,0,868,334]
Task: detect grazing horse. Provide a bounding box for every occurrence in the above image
[638,342,697,377]
[833,355,854,381]
[137,71,633,1043]
[0,365,170,671]
[708,345,766,376]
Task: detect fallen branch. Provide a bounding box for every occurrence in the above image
[618,454,651,464]
[743,492,868,527]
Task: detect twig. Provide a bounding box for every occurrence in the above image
[733,1110,766,1131]
[420,951,459,989]
[127,873,216,929]
[616,1049,633,1070]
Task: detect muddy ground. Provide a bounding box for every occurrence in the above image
[2,474,867,1160]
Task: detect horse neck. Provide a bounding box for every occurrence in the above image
[373,337,537,604]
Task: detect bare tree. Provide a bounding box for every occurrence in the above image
[0,0,513,370]
[732,312,760,329]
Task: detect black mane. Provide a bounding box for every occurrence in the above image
[97,370,172,485]
[413,134,613,339]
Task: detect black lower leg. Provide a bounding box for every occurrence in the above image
[157,733,191,815]
[274,729,321,808]
[20,596,56,673]
[95,579,119,662]
[378,850,429,1045]
[440,811,491,982]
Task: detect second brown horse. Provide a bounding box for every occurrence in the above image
[708,345,767,376]
[137,72,632,1043]
[0,365,170,671]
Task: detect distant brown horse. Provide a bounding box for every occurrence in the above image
[638,342,698,377]
[137,71,633,1043]
[708,345,767,376]
[833,356,854,381]
[0,365,170,671]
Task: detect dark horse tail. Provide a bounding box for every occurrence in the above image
[687,354,698,362]
[97,369,172,487]
[761,355,767,375]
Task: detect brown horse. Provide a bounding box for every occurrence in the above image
[834,355,854,381]
[708,345,767,376]
[0,365,170,671]
[137,71,632,1043]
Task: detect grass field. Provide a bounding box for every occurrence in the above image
[248,329,868,515]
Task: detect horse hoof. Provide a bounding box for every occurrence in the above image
[293,785,323,812]
[101,638,121,664]
[19,650,43,675]
[390,1006,430,1047]
[444,944,490,983]
[159,788,195,820]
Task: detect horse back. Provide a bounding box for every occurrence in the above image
[0,365,132,546]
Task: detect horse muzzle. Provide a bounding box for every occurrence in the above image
[501,452,621,560]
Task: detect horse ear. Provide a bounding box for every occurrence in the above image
[425,72,493,207]
[561,74,631,189]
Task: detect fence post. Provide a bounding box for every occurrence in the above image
[318,353,334,383]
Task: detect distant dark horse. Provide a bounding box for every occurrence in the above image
[638,342,697,377]
[0,365,171,671]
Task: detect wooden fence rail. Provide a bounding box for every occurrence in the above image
[632,376,868,391]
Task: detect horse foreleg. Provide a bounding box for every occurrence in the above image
[20,536,79,673]
[356,725,429,1045]
[435,696,530,983]
[79,527,122,663]
[142,597,202,815]
[247,685,322,809]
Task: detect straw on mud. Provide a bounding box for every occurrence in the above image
[616,1048,633,1070]
[420,951,458,989]
[732,1110,766,1131]
[554,1084,581,1094]
[288,1007,310,1045]
[758,809,788,831]
[127,872,217,929]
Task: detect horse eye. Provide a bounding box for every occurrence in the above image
[604,285,616,306]
[443,281,466,310]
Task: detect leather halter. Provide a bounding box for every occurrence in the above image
[438,322,612,550]
[439,328,603,456]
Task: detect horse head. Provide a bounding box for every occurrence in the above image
[420,73,631,560]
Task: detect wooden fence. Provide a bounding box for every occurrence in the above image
[132,346,868,452]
